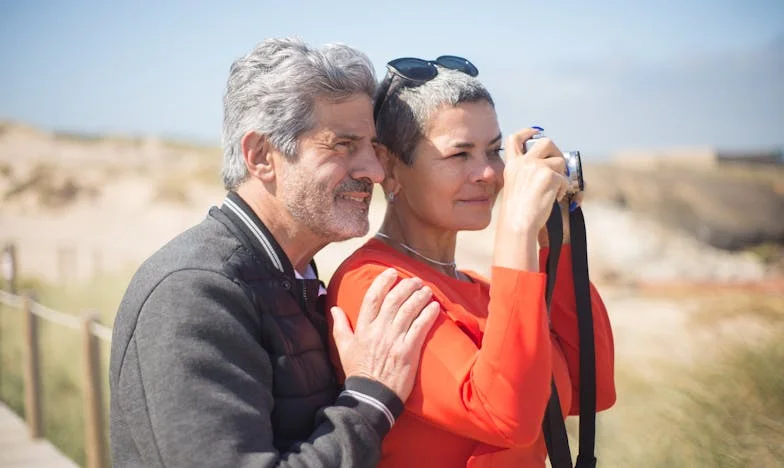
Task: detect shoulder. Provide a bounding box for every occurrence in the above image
[328,241,422,291]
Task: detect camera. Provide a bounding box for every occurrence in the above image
[524,130,584,198]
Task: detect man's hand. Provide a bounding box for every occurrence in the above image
[330,268,440,401]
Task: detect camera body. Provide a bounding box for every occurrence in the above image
[524,131,584,198]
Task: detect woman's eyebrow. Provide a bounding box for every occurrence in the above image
[451,133,503,149]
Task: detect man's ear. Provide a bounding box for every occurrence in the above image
[241,131,277,183]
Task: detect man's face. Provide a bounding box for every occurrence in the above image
[278,93,383,242]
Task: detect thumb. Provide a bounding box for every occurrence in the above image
[330,306,354,350]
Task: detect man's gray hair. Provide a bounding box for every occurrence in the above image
[221,38,377,190]
[375,67,494,166]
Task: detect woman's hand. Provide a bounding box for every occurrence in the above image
[537,189,585,248]
[493,128,569,272]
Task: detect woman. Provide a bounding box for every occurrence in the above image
[327,56,615,467]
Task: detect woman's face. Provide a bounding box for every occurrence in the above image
[394,100,504,232]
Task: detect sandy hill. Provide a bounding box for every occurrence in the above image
[0,121,780,287]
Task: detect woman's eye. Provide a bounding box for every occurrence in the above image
[489,148,503,158]
[450,152,469,159]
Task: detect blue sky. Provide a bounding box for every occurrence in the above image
[1,0,782,157]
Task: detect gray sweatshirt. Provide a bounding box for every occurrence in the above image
[109,194,402,467]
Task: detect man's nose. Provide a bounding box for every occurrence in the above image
[353,143,384,184]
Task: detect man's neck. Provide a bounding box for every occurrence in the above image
[236,185,326,274]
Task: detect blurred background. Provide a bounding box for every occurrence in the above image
[1,0,783,466]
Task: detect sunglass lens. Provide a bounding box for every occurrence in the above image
[435,55,479,77]
[388,58,437,81]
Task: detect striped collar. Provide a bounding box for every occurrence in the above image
[220,191,288,274]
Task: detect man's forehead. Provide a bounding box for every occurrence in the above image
[311,94,375,134]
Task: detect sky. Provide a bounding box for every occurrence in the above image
[0,0,782,158]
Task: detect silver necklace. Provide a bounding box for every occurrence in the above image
[374,232,457,269]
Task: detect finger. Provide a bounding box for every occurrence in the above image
[573,190,585,207]
[403,301,441,351]
[330,306,353,355]
[526,137,564,161]
[390,285,434,334]
[356,268,398,330]
[505,128,542,158]
[375,277,425,325]
[541,156,567,175]
[555,173,570,203]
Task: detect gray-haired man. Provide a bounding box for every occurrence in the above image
[109,38,440,467]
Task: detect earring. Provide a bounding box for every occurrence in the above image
[386,191,396,203]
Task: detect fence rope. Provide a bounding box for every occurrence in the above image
[0,289,23,308]
[0,289,112,341]
[29,302,82,330]
[90,322,113,342]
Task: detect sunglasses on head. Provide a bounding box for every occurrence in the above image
[373,55,479,120]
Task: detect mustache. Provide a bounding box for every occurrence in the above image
[335,178,373,195]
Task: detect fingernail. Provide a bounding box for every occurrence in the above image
[384,268,398,277]
[569,201,578,212]
[531,125,544,132]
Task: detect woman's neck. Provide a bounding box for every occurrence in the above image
[377,209,461,279]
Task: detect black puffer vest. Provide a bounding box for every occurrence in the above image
[215,195,337,452]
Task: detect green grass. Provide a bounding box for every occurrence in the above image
[1,269,132,466]
[649,333,784,466]
[596,291,784,467]
[2,271,784,467]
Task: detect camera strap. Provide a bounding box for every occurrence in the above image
[541,202,597,468]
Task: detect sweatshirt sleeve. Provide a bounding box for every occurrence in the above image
[327,263,553,448]
[113,269,395,468]
[539,245,617,415]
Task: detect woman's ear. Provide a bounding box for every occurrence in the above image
[375,143,401,196]
[241,131,277,183]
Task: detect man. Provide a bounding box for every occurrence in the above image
[109,38,440,467]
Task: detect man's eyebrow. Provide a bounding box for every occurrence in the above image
[334,133,363,141]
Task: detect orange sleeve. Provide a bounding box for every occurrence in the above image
[539,245,616,415]
[327,262,553,448]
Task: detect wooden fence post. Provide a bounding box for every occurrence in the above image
[1,243,17,294]
[22,293,42,438]
[81,313,106,468]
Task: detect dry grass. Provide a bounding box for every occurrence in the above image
[3,163,100,209]
[2,273,784,467]
[597,290,784,466]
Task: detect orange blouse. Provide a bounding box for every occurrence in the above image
[326,239,615,467]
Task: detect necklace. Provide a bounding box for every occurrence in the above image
[374,232,457,269]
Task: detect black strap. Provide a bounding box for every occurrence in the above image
[544,202,563,310]
[540,204,597,468]
[571,207,597,468]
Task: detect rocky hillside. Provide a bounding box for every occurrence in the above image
[582,162,784,251]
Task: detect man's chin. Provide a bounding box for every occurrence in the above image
[325,221,369,242]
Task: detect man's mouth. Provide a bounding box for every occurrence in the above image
[337,192,371,204]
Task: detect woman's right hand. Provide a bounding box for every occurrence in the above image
[493,128,569,272]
